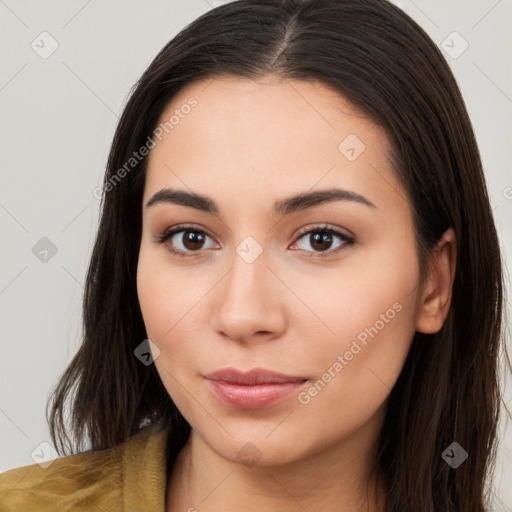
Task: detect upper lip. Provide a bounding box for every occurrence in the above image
[204,367,308,385]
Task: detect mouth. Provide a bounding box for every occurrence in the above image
[203,367,309,409]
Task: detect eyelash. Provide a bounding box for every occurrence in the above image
[153,223,355,259]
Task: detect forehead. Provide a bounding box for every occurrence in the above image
[143,76,406,216]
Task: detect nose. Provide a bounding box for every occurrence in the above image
[210,249,287,344]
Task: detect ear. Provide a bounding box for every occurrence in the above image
[415,227,457,334]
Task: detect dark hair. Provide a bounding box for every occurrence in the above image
[47,0,509,510]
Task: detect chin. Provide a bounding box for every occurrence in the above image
[201,429,311,468]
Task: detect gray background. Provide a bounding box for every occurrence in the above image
[1,0,511,507]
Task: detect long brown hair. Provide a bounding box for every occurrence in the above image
[47,1,509,510]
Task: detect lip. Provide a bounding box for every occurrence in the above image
[204,367,307,385]
[203,367,309,409]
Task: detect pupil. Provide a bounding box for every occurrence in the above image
[184,231,204,250]
[311,232,332,251]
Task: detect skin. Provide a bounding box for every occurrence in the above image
[136,75,456,512]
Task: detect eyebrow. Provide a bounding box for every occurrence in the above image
[145,187,376,216]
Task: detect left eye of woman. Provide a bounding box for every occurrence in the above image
[290,225,354,257]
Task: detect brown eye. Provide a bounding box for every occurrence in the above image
[155,225,218,257]
[180,230,207,251]
[166,229,215,254]
[308,231,335,251]
[291,225,354,257]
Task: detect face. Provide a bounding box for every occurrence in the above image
[137,75,424,467]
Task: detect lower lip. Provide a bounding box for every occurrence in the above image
[205,378,308,409]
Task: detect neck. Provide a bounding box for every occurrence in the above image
[166,409,387,512]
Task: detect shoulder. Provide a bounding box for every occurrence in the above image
[0,424,169,512]
[0,444,122,511]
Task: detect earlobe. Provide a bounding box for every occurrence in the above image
[415,227,457,334]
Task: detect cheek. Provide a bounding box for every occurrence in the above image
[136,245,193,340]
[136,247,211,376]
[292,287,417,446]
[136,256,199,413]
[297,242,419,413]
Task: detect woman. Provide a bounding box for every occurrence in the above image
[0,0,508,510]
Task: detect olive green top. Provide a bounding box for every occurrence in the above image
[0,424,170,511]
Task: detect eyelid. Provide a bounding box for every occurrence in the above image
[294,223,354,241]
